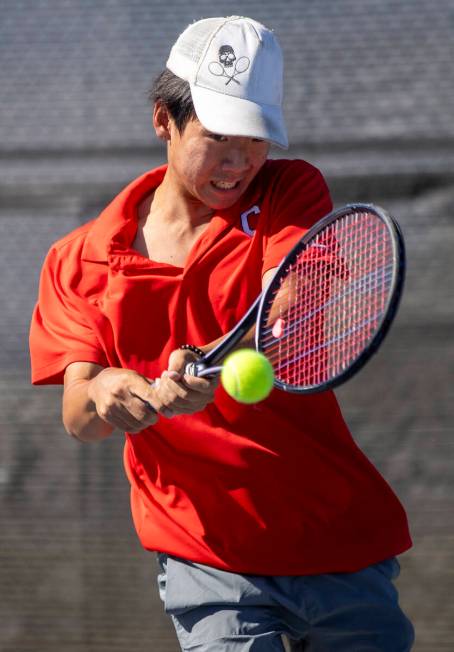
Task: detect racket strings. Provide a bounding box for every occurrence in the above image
[259,212,394,388]
[261,270,394,379]
[260,264,394,345]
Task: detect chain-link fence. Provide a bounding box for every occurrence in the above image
[1,1,454,650]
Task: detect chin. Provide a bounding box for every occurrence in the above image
[206,192,243,211]
[211,199,239,211]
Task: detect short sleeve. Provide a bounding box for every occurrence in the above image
[30,246,108,385]
[262,161,333,274]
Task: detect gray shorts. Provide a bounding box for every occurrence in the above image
[156,554,414,651]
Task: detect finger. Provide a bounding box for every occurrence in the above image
[156,388,215,414]
[106,394,159,429]
[129,374,160,404]
[128,382,174,419]
[157,375,191,400]
[159,404,202,416]
[167,348,199,374]
[104,409,145,433]
[129,397,176,424]
[149,395,211,415]
[157,397,199,413]
[159,375,216,404]
[135,398,174,420]
[182,374,219,393]
[154,375,217,414]
[163,370,181,381]
[130,391,158,415]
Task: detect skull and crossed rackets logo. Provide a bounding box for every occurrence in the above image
[208,45,250,85]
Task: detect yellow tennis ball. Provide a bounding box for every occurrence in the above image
[221,349,275,404]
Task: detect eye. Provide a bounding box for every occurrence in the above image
[207,132,228,142]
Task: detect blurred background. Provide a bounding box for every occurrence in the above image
[1,1,453,650]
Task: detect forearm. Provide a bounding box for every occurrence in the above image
[62,377,114,442]
[199,328,254,358]
[198,268,275,357]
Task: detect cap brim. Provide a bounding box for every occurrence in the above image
[191,85,288,149]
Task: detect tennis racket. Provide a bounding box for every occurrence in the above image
[185,203,405,393]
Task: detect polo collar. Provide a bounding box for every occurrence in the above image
[81,165,168,263]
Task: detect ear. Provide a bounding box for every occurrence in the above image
[153,101,172,141]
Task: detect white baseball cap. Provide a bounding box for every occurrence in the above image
[166,16,288,149]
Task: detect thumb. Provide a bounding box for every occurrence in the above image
[131,374,157,401]
[161,370,181,381]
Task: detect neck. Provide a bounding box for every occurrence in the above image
[140,168,213,231]
[133,169,213,266]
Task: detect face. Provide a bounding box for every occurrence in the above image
[163,115,270,211]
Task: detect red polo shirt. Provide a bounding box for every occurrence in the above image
[30,159,411,575]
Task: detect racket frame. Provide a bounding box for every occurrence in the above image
[255,203,406,393]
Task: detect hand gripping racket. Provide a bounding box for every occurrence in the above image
[186,204,405,393]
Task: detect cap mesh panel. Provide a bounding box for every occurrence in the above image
[176,18,227,63]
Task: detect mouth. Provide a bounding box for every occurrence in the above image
[210,180,241,191]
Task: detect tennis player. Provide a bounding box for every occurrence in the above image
[30,16,414,651]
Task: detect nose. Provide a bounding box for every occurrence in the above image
[221,142,251,173]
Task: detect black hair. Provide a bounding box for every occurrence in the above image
[149,69,197,133]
